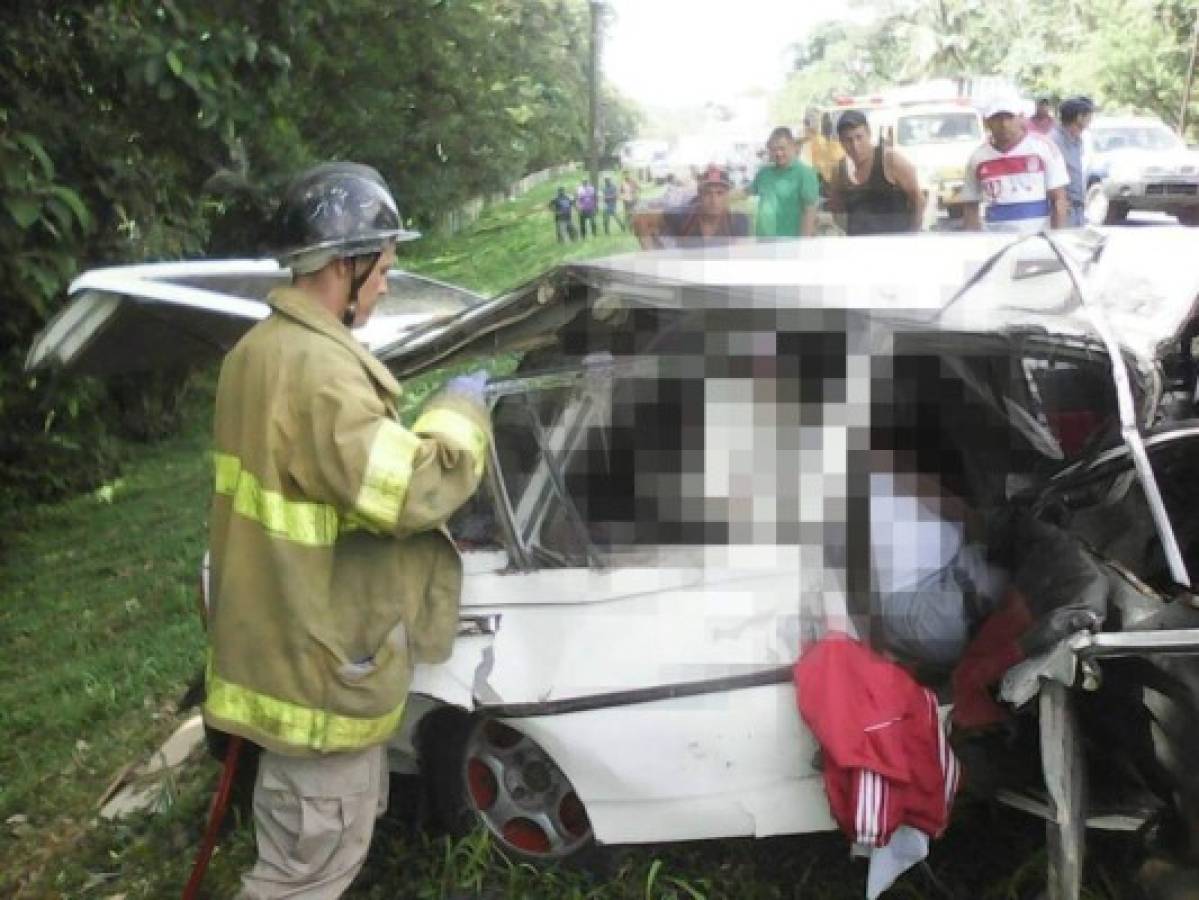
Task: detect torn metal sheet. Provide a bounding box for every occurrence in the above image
[1041,681,1087,900]
[26,259,483,376]
[99,714,204,820]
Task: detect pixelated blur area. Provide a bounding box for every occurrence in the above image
[488,303,865,557]
[480,247,1124,588]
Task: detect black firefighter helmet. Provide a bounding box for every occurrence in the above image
[271,162,419,275]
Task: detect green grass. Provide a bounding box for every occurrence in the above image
[398,173,638,296]
[0,378,215,897]
[0,179,1143,899]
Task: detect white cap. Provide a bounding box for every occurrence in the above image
[983,95,1023,119]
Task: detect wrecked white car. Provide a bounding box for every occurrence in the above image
[29,231,1199,899]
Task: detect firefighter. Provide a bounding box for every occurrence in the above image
[203,162,491,899]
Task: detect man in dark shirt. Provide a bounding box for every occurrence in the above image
[601,176,624,234]
[548,186,576,243]
[825,110,924,235]
[1050,97,1094,227]
[633,164,750,249]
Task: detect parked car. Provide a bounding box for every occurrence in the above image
[1084,115,1199,226]
[29,231,1199,899]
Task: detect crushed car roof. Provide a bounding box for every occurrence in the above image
[27,230,1199,380]
[377,229,1199,375]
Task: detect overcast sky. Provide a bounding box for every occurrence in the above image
[603,0,856,108]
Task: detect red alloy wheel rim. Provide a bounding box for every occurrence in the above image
[502,817,552,854]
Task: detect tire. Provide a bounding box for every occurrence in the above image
[1177,208,1199,227]
[419,711,595,865]
[1085,183,1128,226]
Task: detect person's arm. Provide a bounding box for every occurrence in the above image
[289,358,491,539]
[824,174,844,213]
[824,176,848,233]
[887,150,926,232]
[631,209,665,249]
[799,165,819,237]
[1048,186,1068,229]
[1042,140,1070,229]
[800,206,817,237]
[959,151,983,231]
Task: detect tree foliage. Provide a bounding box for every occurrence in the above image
[774,0,1199,133]
[0,0,640,504]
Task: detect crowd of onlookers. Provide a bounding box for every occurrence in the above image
[548,173,640,242]
[552,92,1096,249]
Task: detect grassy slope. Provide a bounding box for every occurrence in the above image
[0,178,1136,899]
[398,174,638,296]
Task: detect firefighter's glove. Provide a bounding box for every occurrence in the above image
[443,370,489,406]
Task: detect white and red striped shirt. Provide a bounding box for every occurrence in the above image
[961,132,1068,233]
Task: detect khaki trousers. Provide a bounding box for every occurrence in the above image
[237,743,388,900]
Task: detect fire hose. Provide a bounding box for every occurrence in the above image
[181,734,243,900]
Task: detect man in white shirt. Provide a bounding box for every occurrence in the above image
[961,96,1069,234]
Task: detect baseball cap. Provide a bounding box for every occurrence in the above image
[984,95,1023,119]
[697,164,731,189]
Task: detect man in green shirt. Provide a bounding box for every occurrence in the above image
[750,126,820,238]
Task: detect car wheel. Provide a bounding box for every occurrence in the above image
[420,711,595,864]
[1178,209,1199,227]
[1085,184,1128,226]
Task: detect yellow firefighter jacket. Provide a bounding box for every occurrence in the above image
[203,286,491,756]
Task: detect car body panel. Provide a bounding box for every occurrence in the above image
[508,686,835,843]
[374,231,1199,375]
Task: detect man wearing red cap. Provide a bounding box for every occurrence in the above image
[632,164,750,249]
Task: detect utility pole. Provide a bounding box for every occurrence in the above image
[1182,13,1199,137]
[588,0,603,189]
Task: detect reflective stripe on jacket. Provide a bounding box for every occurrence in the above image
[203,286,491,756]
